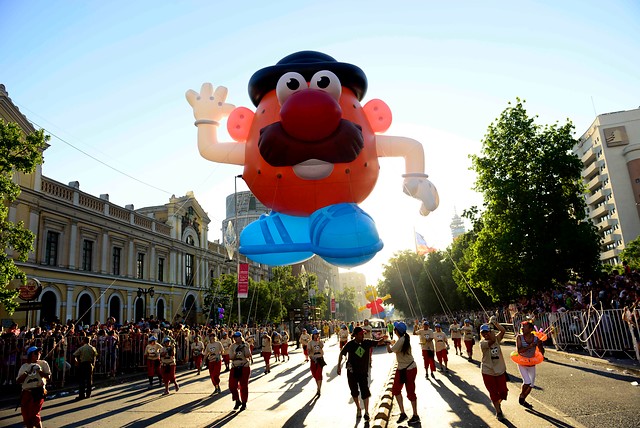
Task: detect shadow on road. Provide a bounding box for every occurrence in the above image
[281,394,320,428]
[433,372,496,427]
[525,407,576,428]
[267,370,313,411]
[544,357,639,382]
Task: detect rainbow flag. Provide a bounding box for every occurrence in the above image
[415,232,436,255]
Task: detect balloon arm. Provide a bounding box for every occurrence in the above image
[357,305,368,311]
[186,83,245,165]
[375,135,425,174]
[380,294,391,301]
[197,133,245,165]
[375,135,439,216]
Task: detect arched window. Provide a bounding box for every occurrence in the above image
[109,295,121,323]
[40,290,58,326]
[184,295,197,325]
[134,297,144,322]
[156,299,165,322]
[77,293,93,326]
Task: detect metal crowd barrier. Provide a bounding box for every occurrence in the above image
[513,307,640,360]
[0,328,296,389]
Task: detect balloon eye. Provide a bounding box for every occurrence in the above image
[276,72,307,105]
[309,70,341,101]
[286,78,300,91]
[316,76,330,89]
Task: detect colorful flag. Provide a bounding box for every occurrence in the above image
[415,232,436,255]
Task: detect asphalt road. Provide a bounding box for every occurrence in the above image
[1,336,638,427]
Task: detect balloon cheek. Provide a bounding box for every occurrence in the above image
[363,99,392,133]
[227,107,255,142]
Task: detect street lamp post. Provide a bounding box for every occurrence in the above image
[301,266,310,322]
[324,280,330,321]
[234,174,243,326]
[137,287,155,319]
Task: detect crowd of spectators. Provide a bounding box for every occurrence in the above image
[510,269,639,316]
[1,268,639,389]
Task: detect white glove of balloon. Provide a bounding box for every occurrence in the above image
[403,177,439,216]
[185,83,235,122]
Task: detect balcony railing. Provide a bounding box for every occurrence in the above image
[41,177,172,237]
[586,173,607,193]
[582,159,604,180]
[597,217,618,231]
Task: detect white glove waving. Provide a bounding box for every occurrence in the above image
[185,83,235,122]
[403,176,439,216]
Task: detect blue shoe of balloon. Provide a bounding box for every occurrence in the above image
[309,203,383,267]
[239,203,383,267]
[239,212,314,265]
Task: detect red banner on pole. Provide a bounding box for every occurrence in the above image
[331,297,336,314]
[238,263,249,298]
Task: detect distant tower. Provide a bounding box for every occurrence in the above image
[450,208,466,240]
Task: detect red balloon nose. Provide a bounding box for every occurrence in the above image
[280,90,342,141]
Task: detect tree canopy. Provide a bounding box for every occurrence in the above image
[465,100,601,301]
[203,265,345,325]
[1,120,48,313]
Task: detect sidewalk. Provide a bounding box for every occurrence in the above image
[369,337,640,428]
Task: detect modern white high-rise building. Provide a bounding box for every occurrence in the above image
[450,209,466,240]
[572,108,640,265]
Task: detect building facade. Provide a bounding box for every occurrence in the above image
[573,108,640,265]
[1,85,268,328]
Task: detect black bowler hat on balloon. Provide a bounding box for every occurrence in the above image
[248,51,368,106]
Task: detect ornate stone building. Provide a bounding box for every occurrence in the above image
[1,85,268,328]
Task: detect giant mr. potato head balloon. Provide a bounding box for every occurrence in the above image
[186,51,438,268]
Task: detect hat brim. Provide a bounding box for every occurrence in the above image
[248,53,368,106]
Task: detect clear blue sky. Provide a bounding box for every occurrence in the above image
[2,0,639,285]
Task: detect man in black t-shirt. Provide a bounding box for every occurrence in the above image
[337,326,387,420]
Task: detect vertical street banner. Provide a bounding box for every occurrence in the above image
[238,263,249,298]
[331,297,336,314]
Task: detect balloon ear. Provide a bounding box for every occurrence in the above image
[363,99,392,133]
[227,107,254,142]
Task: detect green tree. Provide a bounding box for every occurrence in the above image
[379,247,489,319]
[379,251,426,318]
[620,236,640,269]
[335,286,357,321]
[467,100,601,301]
[1,120,48,314]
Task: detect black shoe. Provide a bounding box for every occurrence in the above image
[234,400,242,410]
[408,415,420,425]
[397,413,408,423]
[239,402,246,411]
[519,397,533,409]
[363,413,370,421]
[496,412,505,421]
[75,396,85,401]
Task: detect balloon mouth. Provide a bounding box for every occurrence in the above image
[292,159,334,180]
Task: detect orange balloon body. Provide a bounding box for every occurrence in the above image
[241,89,380,216]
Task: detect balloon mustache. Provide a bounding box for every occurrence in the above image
[258,119,363,167]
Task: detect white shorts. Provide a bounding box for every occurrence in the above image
[518,364,536,387]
